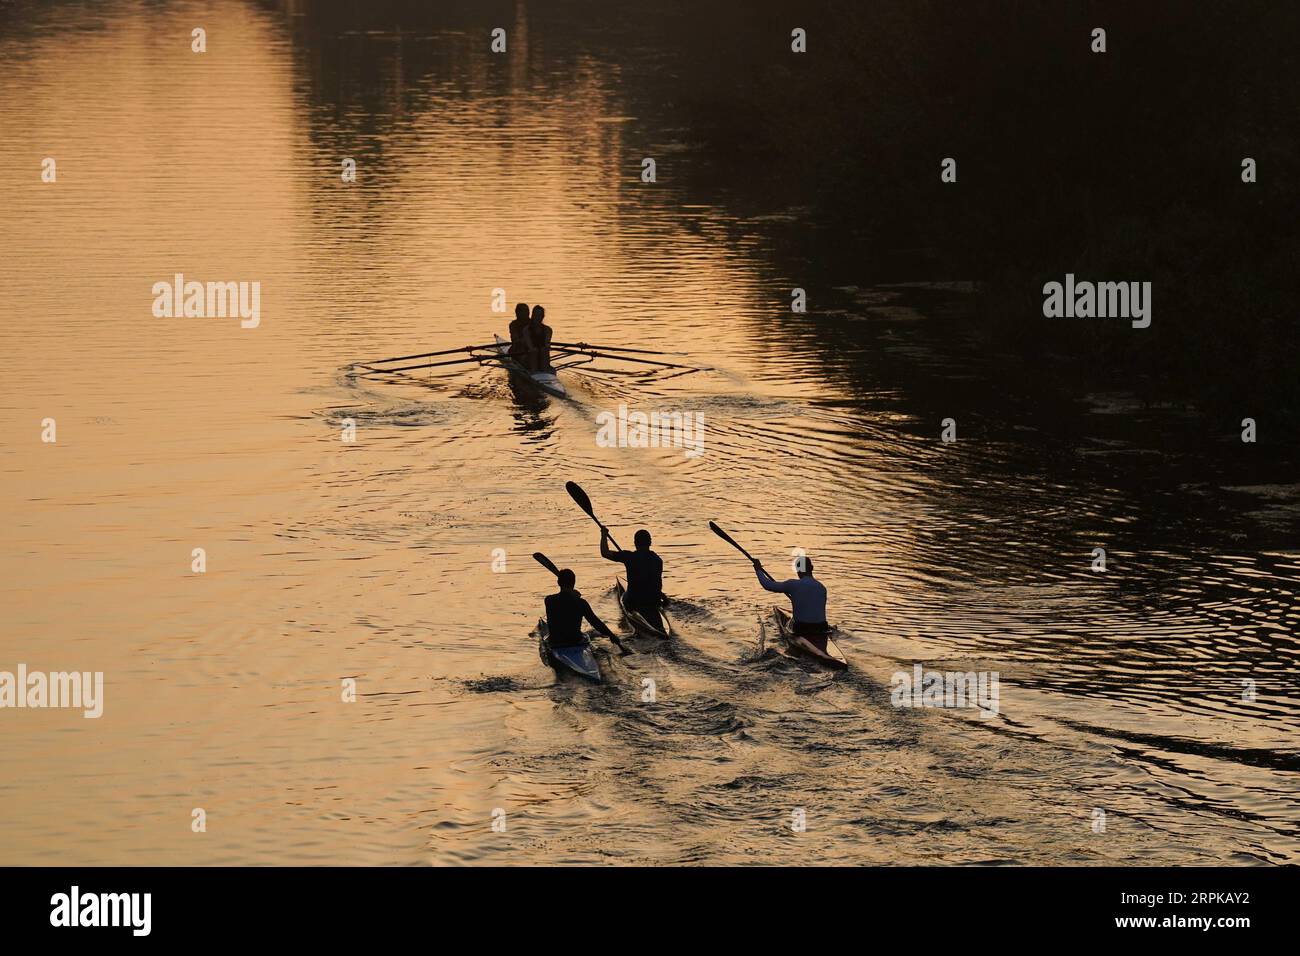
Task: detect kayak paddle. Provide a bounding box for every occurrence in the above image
[708,521,761,564]
[532,551,561,577]
[566,480,623,551]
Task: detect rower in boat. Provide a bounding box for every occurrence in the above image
[545,568,620,650]
[528,304,553,373]
[753,555,832,650]
[600,528,665,632]
[507,302,534,366]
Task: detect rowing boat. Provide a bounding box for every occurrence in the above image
[614,577,673,639]
[772,607,848,669]
[537,617,602,681]
[494,334,567,398]
[352,339,708,395]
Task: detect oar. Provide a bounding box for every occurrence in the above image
[566,481,622,552]
[551,341,689,356]
[709,521,761,565]
[364,344,496,365]
[356,354,489,374]
[552,348,711,372]
[533,551,630,655]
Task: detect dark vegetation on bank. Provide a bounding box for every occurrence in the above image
[657,1,1300,431]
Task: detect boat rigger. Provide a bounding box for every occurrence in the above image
[349,333,710,398]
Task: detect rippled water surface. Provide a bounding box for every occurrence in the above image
[1,0,1297,865]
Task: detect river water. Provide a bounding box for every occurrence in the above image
[1,0,1297,865]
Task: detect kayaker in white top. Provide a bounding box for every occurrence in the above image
[753,555,829,636]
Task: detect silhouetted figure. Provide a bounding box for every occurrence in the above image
[755,556,829,646]
[528,304,552,372]
[601,528,664,631]
[544,568,617,647]
[508,302,533,365]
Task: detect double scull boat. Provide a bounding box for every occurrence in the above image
[350,336,711,398]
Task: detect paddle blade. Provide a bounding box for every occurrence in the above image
[565,481,595,518]
[709,521,738,549]
[532,552,561,578]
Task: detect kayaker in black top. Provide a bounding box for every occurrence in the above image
[507,302,533,364]
[528,304,553,372]
[545,569,618,648]
[600,528,665,631]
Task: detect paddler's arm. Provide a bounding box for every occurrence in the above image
[753,560,788,593]
[598,528,622,563]
[580,599,631,655]
[581,602,616,639]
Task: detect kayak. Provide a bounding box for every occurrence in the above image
[537,617,602,682]
[494,334,567,399]
[772,607,848,669]
[614,577,673,639]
